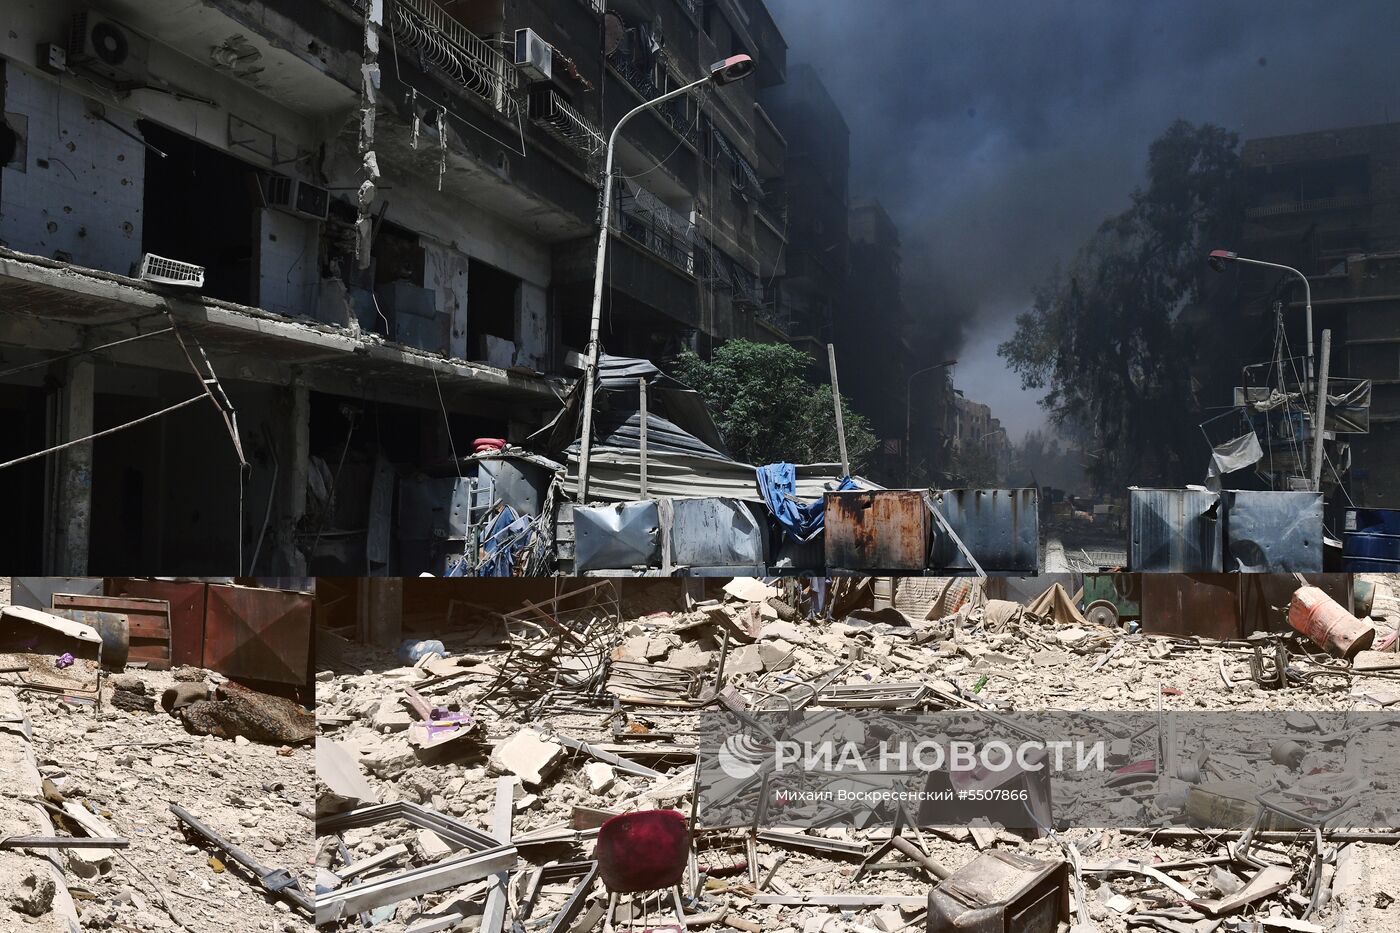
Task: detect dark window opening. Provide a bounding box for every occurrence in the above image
[467,259,520,359]
[139,120,258,305]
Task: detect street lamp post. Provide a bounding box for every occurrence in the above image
[1208,249,1315,385]
[576,54,755,503]
[905,359,957,486]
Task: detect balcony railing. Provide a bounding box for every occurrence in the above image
[390,0,519,116]
[1246,193,1371,218]
[531,89,603,161]
[615,177,695,274]
[607,49,699,146]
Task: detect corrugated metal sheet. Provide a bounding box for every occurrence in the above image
[574,501,661,572]
[931,488,1039,572]
[662,497,768,570]
[203,584,313,686]
[1129,488,1222,572]
[1223,491,1323,572]
[563,451,853,504]
[825,490,929,572]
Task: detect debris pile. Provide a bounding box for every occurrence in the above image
[314,576,1400,932]
[0,582,314,933]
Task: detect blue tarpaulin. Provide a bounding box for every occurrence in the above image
[478,506,533,577]
[755,463,856,542]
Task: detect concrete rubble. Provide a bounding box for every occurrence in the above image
[0,582,315,933]
[314,576,1400,932]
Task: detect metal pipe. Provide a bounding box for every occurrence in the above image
[1230,256,1315,385]
[1311,329,1331,492]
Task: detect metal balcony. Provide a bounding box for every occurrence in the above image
[1246,193,1371,218]
[531,89,604,160]
[615,178,696,274]
[390,0,519,116]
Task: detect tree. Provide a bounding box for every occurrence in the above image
[670,340,878,472]
[998,120,1244,490]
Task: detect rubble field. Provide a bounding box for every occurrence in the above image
[0,583,315,933]
[315,576,1400,933]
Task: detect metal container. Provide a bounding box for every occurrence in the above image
[661,497,768,573]
[927,851,1068,933]
[1342,507,1400,572]
[1288,585,1375,659]
[1080,573,1141,622]
[574,501,660,572]
[930,489,1039,573]
[108,579,209,667]
[1223,490,1323,572]
[204,584,314,686]
[825,490,929,572]
[1128,488,1222,572]
[50,593,172,669]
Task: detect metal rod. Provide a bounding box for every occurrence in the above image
[827,343,850,477]
[169,804,314,915]
[639,376,649,498]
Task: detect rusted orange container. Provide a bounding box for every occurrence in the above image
[1288,586,1375,659]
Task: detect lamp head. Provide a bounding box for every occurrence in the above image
[1208,249,1238,273]
[709,54,754,85]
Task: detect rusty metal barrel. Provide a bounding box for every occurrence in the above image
[1288,585,1375,659]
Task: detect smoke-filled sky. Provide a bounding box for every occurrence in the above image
[766,0,1400,441]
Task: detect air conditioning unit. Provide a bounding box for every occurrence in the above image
[514,28,552,82]
[261,173,330,221]
[67,11,150,85]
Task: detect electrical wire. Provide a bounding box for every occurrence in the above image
[0,395,205,472]
[0,326,173,380]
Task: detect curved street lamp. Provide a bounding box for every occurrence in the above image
[576,54,755,502]
[1208,249,1314,385]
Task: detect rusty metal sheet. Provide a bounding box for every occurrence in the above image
[1237,573,1353,634]
[49,593,172,670]
[1129,488,1223,572]
[203,584,313,686]
[824,490,929,572]
[10,578,103,611]
[930,488,1039,572]
[107,579,208,667]
[1139,574,1241,639]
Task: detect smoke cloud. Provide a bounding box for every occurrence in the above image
[766,0,1400,437]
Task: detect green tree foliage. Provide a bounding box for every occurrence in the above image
[671,340,878,472]
[998,120,1244,490]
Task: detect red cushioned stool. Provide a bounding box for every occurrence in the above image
[595,809,691,931]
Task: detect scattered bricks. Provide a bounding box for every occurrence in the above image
[371,696,414,732]
[488,728,564,786]
[358,735,418,780]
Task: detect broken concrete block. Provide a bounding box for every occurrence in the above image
[358,735,417,780]
[726,644,764,675]
[489,728,564,786]
[666,643,713,671]
[415,828,453,862]
[617,635,651,661]
[584,762,616,795]
[317,737,380,816]
[723,578,777,602]
[371,696,414,732]
[1056,627,1089,646]
[758,639,796,671]
[759,620,805,642]
[10,871,55,917]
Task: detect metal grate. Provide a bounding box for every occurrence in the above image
[138,253,205,287]
[390,0,519,116]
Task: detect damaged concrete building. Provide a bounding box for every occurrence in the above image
[0,0,789,576]
[1227,121,1400,510]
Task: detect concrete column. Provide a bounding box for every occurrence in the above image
[364,577,403,648]
[51,359,94,575]
[273,383,310,575]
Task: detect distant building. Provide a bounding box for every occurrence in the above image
[1237,121,1400,507]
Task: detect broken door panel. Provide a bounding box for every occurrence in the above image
[662,497,768,573]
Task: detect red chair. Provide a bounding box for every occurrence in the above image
[596,809,691,931]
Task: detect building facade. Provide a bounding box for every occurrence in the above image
[1237,121,1400,507]
[0,0,788,575]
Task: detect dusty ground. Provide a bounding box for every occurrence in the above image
[316,575,1400,933]
[1,591,315,932]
